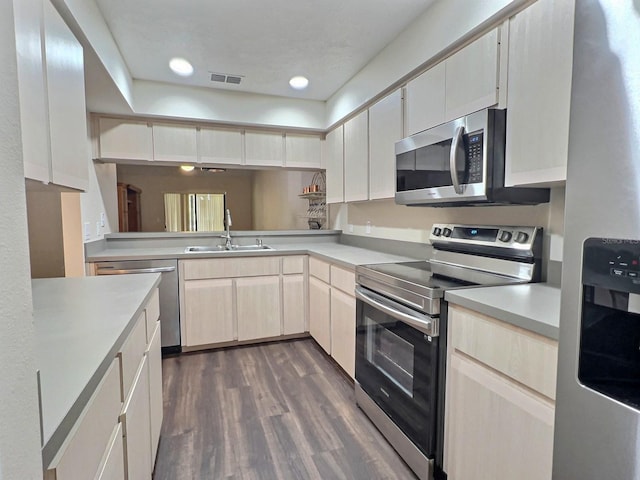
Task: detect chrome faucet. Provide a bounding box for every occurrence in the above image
[221,208,233,249]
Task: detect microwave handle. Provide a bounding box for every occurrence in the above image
[449,125,465,194]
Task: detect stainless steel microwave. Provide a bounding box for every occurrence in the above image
[395,109,549,206]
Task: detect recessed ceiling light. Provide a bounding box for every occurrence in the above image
[180,165,195,172]
[169,58,194,77]
[289,76,309,90]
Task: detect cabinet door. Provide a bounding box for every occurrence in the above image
[198,127,242,165]
[369,89,403,200]
[309,277,331,354]
[283,274,305,335]
[445,352,554,480]
[244,131,284,167]
[152,124,197,163]
[445,29,500,121]
[182,278,234,346]
[344,110,369,202]
[14,0,50,183]
[236,276,282,341]
[285,134,322,168]
[405,62,446,136]
[146,321,163,467]
[98,118,154,161]
[95,423,125,480]
[330,288,356,378]
[505,0,574,186]
[121,356,152,480]
[43,0,88,191]
[324,126,344,204]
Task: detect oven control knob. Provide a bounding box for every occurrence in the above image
[432,227,442,236]
[442,228,452,237]
[499,231,513,243]
[515,231,530,243]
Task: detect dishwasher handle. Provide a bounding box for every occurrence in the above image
[96,266,176,275]
[355,286,438,337]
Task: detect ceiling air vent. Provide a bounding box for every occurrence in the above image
[210,72,243,85]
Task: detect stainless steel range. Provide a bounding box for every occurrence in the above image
[354,224,543,480]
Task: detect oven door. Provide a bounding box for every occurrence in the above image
[355,286,439,457]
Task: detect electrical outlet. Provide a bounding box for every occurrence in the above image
[83,222,91,241]
[366,221,372,234]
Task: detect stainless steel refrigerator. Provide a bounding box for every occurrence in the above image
[554,1,640,478]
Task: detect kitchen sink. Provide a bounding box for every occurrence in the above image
[184,244,273,253]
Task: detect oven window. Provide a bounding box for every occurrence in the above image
[365,316,415,397]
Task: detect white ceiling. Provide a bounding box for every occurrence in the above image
[94,0,436,101]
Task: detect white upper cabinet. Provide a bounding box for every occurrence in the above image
[445,29,500,121]
[325,125,344,204]
[343,111,369,203]
[98,118,154,161]
[14,0,49,183]
[244,131,285,167]
[198,127,242,165]
[31,0,89,191]
[405,62,446,136]
[152,124,197,163]
[285,134,322,169]
[505,0,574,187]
[369,89,403,200]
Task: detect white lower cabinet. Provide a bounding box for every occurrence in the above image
[44,359,122,480]
[330,287,356,378]
[444,305,557,480]
[283,274,306,335]
[309,276,331,354]
[147,321,163,467]
[96,423,125,480]
[236,275,282,341]
[445,353,554,480]
[45,288,162,480]
[308,258,356,378]
[179,255,308,349]
[121,355,152,480]
[182,278,235,346]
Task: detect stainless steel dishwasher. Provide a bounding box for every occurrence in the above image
[95,259,180,353]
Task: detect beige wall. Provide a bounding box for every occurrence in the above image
[26,188,65,278]
[332,187,566,261]
[116,165,254,231]
[252,170,314,230]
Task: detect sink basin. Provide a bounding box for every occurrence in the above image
[185,244,272,253]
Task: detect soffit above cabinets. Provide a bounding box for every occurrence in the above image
[93,0,436,101]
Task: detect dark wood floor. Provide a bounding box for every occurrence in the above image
[154,338,417,480]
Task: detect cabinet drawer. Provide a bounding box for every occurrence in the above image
[449,305,558,399]
[144,288,160,343]
[45,359,121,480]
[282,255,306,274]
[330,265,355,296]
[182,256,281,280]
[119,312,147,402]
[95,423,125,480]
[309,257,330,283]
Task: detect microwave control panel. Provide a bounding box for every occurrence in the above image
[466,132,484,184]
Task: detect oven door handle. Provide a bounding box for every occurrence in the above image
[355,286,438,337]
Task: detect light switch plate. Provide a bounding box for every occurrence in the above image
[83,222,90,241]
[100,212,105,227]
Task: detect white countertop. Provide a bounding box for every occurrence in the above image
[33,274,161,464]
[87,242,416,269]
[445,283,561,340]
